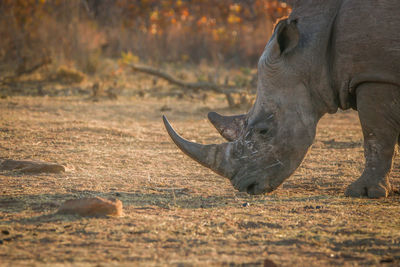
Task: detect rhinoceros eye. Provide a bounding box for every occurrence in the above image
[248,112,274,137]
[254,123,270,136]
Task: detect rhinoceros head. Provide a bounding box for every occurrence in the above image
[163,18,325,194]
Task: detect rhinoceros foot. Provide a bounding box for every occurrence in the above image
[345,178,391,198]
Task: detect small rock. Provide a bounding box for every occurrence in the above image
[0,159,65,173]
[160,105,172,112]
[242,202,250,207]
[264,258,277,267]
[1,230,9,235]
[57,197,123,217]
[380,258,394,263]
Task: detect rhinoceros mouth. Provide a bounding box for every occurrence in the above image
[232,174,257,193]
[241,182,269,195]
[233,177,275,195]
[230,159,284,194]
[235,181,274,195]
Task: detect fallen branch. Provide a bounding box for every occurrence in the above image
[127,63,243,94]
[15,57,52,77]
[1,57,52,85]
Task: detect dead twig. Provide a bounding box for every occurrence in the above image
[127,63,243,94]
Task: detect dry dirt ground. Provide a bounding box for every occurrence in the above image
[0,95,399,266]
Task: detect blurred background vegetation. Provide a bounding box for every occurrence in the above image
[0,0,290,102]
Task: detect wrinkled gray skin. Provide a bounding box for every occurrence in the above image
[164,0,400,198]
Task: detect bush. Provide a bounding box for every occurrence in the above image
[0,0,291,75]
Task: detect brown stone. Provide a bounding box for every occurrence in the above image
[0,159,65,173]
[264,258,278,267]
[57,197,123,217]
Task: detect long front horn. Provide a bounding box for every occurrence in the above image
[207,112,246,141]
[163,115,235,178]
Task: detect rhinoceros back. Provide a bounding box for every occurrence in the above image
[333,0,400,91]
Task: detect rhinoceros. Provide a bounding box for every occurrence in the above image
[163,0,400,198]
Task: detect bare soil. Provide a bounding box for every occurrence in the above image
[0,95,399,266]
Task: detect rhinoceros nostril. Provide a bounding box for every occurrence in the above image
[246,183,257,195]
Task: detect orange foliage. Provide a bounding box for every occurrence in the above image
[0,0,291,71]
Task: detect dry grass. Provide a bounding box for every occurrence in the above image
[0,94,399,266]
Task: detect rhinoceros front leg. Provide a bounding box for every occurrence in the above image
[345,83,400,198]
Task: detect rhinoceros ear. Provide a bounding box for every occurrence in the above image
[274,19,299,56]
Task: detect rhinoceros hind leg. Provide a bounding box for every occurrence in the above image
[345,83,400,198]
